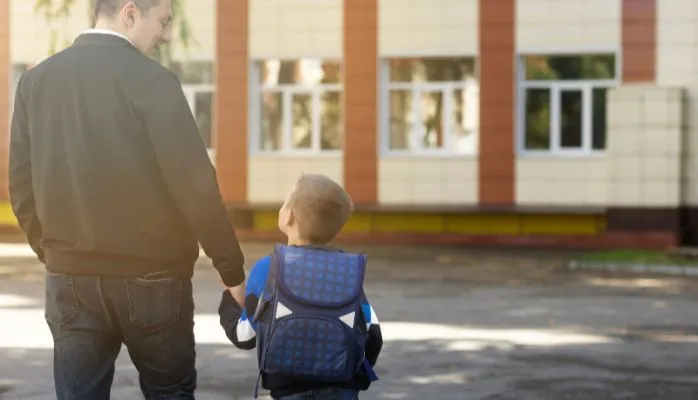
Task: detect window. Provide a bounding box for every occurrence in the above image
[172,60,214,150]
[254,59,343,153]
[170,60,214,84]
[382,57,479,154]
[9,64,29,119]
[182,84,214,149]
[518,53,618,154]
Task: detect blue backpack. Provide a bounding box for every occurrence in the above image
[252,244,377,397]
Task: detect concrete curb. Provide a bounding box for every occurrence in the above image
[568,260,698,277]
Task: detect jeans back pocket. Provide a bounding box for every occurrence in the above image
[125,274,183,330]
[45,271,80,326]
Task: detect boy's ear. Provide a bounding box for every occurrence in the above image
[286,208,296,226]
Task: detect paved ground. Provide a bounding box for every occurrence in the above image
[2,242,698,399]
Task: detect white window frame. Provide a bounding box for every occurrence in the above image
[516,50,620,157]
[182,83,216,160]
[379,59,479,157]
[250,60,344,156]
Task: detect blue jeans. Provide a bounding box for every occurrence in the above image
[277,388,360,400]
[44,270,196,400]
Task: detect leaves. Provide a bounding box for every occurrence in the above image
[33,0,194,63]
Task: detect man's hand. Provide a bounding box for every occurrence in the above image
[227,283,246,308]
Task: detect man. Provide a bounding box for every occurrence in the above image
[9,1,246,399]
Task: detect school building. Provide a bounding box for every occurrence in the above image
[0,0,696,249]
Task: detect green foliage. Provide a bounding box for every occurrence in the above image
[33,0,195,65]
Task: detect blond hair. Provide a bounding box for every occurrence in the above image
[286,174,354,244]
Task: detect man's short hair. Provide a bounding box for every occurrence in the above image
[94,0,159,18]
[287,174,354,244]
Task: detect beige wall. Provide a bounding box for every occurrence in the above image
[606,85,683,207]
[656,0,698,205]
[10,0,214,64]
[378,158,478,205]
[379,0,478,56]
[516,0,621,50]
[248,156,344,203]
[11,0,91,64]
[170,0,214,60]
[516,159,608,206]
[249,0,343,59]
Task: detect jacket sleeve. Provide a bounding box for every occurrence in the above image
[8,75,44,262]
[361,293,383,366]
[136,70,245,286]
[218,256,271,350]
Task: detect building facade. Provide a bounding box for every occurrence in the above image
[0,0,695,249]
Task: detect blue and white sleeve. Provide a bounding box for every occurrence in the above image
[218,256,271,350]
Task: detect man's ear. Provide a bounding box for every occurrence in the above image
[121,1,138,26]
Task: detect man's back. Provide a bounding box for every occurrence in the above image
[10,32,242,281]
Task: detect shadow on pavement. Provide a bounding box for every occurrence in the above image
[2,242,698,399]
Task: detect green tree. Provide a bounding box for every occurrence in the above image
[33,0,194,66]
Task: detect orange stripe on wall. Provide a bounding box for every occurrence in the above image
[478,0,516,206]
[343,0,378,205]
[0,0,9,200]
[215,0,248,203]
[622,0,656,82]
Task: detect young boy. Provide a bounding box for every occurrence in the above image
[218,174,383,400]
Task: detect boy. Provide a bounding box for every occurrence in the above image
[218,174,383,400]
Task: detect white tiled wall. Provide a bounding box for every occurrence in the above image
[656,0,698,205]
[378,158,478,205]
[516,0,621,50]
[248,156,344,203]
[606,85,683,207]
[379,0,478,56]
[516,159,608,206]
[249,0,343,59]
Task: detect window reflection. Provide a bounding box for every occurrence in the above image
[291,93,313,149]
[524,54,616,81]
[524,88,551,150]
[260,59,342,85]
[320,91,342,150]
[194,92,213,148]
[261,92,283,151]
[386,57,479,153]
[560,90,583,148]
[451,87,479,154]
[389,90,413,150]
[388,58,476,83]
[419,91,443,149]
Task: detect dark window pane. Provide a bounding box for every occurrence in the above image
[389,90,413,150]
[592,88,607,150]
[194,91,213,148]
[389,58,476,82]
[260,59,342,85]
[524,54,616,81]
[320,92,342,150]
[524,88,551,150]
[560,90,583,148]
[260,92,283,150]
[291,93,312,149]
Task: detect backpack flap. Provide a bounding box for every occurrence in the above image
[278,246,365,308]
